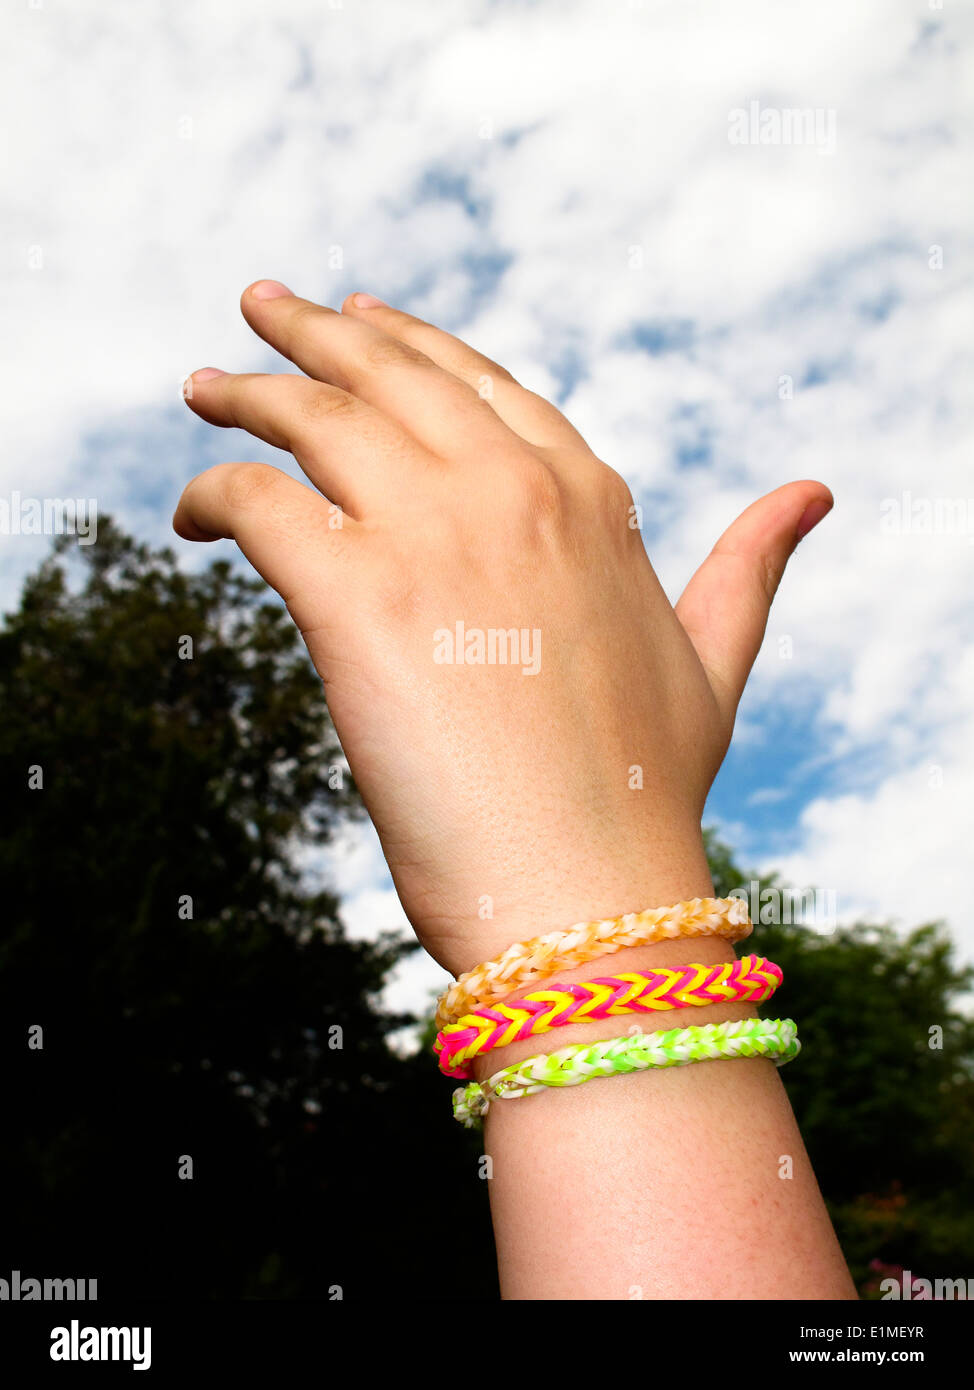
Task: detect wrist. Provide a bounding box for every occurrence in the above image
[437,821,716,979]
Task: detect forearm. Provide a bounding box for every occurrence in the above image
[470,847,857,1301]
[175,281,847,1301]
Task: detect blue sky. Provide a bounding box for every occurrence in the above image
[1,0,971,1021]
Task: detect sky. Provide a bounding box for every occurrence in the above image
[2,0,972,1027]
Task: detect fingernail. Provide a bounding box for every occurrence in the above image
[796,497,833,539]
[352,292,387,308]
[251,279,293,300]
[192,367,227,382]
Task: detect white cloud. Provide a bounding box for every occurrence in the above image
[2,0,972,1002]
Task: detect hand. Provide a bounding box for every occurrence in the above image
[175,281,832,977]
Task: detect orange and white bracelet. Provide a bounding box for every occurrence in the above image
[434,896,752,1031]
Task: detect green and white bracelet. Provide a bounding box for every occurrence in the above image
[452,1017,800,1126]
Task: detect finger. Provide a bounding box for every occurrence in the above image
[340,292,587,451]
[172,461,352,626]
[674,481,834,726]
[183,368,429,518]
[239,280,528,462]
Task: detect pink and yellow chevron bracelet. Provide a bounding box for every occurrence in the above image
[434,895,752,1030]
[435,954,782,1079]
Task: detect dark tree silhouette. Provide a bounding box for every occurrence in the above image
[1,524,970,1301]
[0,521,495,1299]
[705,830,974,1293]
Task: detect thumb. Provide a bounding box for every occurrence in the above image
[674,480,833,726]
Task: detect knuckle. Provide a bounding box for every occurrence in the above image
[510,460,564,522]
[284,301,336,354]
[297,388,358,426]
[289,300,330,333]
[218,462,279,510]
[479,356,517,385]
[596,462,635,509]
[575,460,636,530]
[223,373,262,426]
[759,554,784,604]
[381,308,423,334]
[360,335,432,372]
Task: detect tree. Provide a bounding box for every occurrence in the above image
[705,830,974,1294]
[0,521,495,1298]
[2,522,969,1301]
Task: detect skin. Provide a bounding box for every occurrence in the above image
[175,280,856,1300]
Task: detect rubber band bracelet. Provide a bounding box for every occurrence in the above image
[435,896,752,1031]
[436,954,783,1079]
[452,1017,800,1126]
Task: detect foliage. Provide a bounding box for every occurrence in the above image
[0,521,495,1298]
[705,830,974,1294]
[1,525,969,1300]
